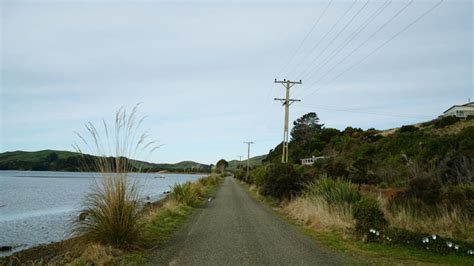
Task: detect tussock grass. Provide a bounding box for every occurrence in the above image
[170,182,201,207]
[170,174,224,206]
[73,104,159,246]
[282,178,358,233]
[283,196,354,232]
[305,177,360,205]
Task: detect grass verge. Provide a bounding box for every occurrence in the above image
[239,179,474,265]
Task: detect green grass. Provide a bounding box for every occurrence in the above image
[144,205,193,244]
[239,180,474,265]
[301,228,474,265]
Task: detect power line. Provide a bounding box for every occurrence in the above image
[295,103,434,119]
[276,0,333,78]
[297,0,392,88]
[285,0,358,79]
[298,0,371,81]
[300,0,443,99]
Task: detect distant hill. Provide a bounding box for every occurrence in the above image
[0,150,210,172]
[227,154,267,170]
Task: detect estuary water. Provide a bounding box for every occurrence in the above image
[0,170,204,256]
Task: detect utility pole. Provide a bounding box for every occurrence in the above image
[238,155,243,169]
[274,79,301,163]
[243,141,254,178]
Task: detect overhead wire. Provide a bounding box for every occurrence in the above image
[297,0,371,81]
[296,0,392,90]
[275,0,333,78]
[285,0,358,79]
[299,0,444,100]
[295,103,434,119]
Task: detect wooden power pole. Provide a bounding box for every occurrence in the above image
[243,141,254,178]
[274,79,301,163]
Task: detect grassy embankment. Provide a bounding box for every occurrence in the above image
[240,180,473,265]
[1,174,224,265]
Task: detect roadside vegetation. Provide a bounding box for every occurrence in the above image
[1,105,223,265]
[1,173,224,265]
[235,112,474,262]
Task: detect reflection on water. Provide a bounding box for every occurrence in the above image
[0,170,203,256]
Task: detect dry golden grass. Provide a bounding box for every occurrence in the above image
[282,196,354,233]
[431,119,474,135]
[379,197,474,242]
[68,243,120,266]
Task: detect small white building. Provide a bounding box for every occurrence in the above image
[300,156,327,166]
[442,102,474,119]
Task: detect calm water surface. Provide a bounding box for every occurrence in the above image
[0,171,204,256]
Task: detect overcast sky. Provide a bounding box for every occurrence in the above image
[1,0,472,164]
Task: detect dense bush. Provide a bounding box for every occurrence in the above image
[353,195,387,234]
[434,116,460,128]
[407,177,442,205]
[305,178,360,205]
[250,167,267,186]
[400,125,419,133]
[258,163,301,200]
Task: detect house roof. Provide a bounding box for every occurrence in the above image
[443,102,474,114]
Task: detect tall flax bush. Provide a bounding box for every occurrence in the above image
[73,105,159,245]
[305,177,360,205]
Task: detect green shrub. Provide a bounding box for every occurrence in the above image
[434,116,460,128]
[420,119,436,127]
[306,178,360,205]
[171,182,200,206]
[466,115,474,121]
[353,195,387,234]
[250,167,267,186]
[400,125,419,133]
[367,227,474,256]
[233,169,246,181]
[258,163,300,200]
[323,157,351,178]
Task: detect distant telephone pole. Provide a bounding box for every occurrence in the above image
[274,79,301,163]
[243,142,254,178]
[238,155,243,168]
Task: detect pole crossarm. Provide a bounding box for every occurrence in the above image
[274,98,301,106]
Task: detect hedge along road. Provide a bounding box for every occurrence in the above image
[146,176,353,265]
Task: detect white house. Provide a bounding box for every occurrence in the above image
[442,102,474,119]
[300,156,327,166]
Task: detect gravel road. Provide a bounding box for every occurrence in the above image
[146,176,351,265]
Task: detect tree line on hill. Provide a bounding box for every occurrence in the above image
[0,152,211,173]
